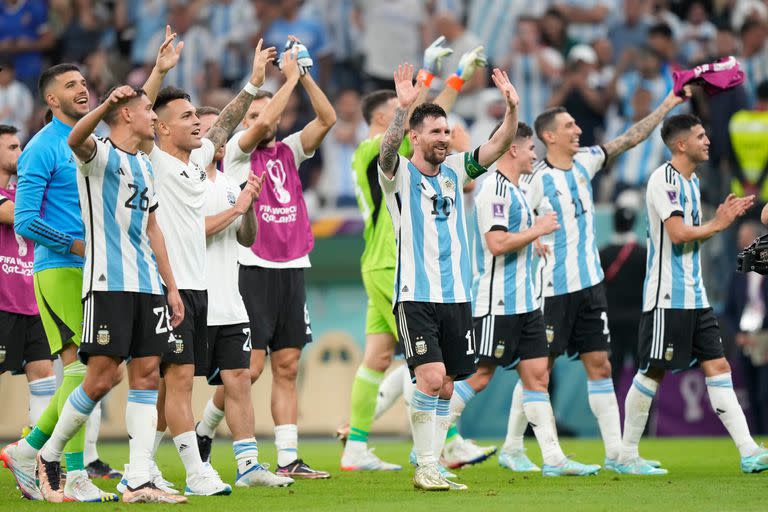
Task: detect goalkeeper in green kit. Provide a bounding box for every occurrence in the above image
[340,38,488,472]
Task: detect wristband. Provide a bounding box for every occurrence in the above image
[446,74,464,91]
[244,82,260,96]
[416,69,435,87]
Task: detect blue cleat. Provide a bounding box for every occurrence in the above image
[542,459,601,477]
[741,448,768,473]
[499,449,541,472]
[606,457,662,472]
[615,458,668,475]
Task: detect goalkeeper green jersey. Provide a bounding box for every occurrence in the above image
[352,135,412,273]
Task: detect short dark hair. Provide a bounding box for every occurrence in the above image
[409,103,447,131]
[44,109,53,124]
[361,90,397,125]
[488,121,533,141]
[534,107,567,142]
[740,19,762,37]
[660,114,703,148]
[648,23,673,39]
[196,106,221,117]
[153,86,191,112]
[0,124,18,137]
[100,86,147,126]
[38,63,81,99]
[757,80,768,101]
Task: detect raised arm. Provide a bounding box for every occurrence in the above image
[143,26,184,105]
[433,45,487,113]
[666,194,754,244]
[603,87,691,160]
[205,40,277,150]
[68,86,138,161]
[379,63,424,177]
[298,70,337,154]
[147,211,184,328]
[477,69,519,167]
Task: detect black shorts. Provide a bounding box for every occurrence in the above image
[543,283,611,359]
[474,310,550,369]
[239,266,312,352]
[79,292,174,363]
[395,302,476,381]
[0,311,53,375]
[206,323,251,385]
[161,289,209,375]
[638,308,724,371]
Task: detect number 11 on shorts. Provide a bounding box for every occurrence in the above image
[465,330,475,355]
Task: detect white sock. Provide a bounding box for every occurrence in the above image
[152,430,164,459]
[449,380,476,423]
[40,385,97,463]
[28,376,56,426]
[402,367,416,407]
[411,389,438,466]
[706,373,760,457]
[197,399,224,439]
[433,398,452,461]
[233,438,259,474]
[173,431,204,477]
[522,389,566,466]
[374,365,407,420]
[84,400,102,465]
[126,390,158,488]
[502,380,527,453]
[587,378,622,461]
[619,373,658,463]
[274,424,298,467]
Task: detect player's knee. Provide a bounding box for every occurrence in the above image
[273,359,299,382]
[526,369,549,391]
[587,354,612,379]
[706,358,731,376]
[471,367,494,392]
[440,380,454,399]
[112,364,125,386]
[249,356,266,383]
[415,371,444,395]
[365,350,393,373]
[83,374,113,401]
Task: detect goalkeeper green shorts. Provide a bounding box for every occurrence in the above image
[33,267,83,355]
[362,268,397,337]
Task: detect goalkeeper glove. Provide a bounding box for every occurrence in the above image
[446,45,487,91]
[417,36,453,86]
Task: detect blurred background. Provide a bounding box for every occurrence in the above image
[1,0,768,440]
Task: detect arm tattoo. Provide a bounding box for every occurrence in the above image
[603,101,673,159]
[379,107,408,175]
[206,89,253,149]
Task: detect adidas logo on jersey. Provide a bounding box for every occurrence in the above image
[98,274,106,282]
[402,285,409,293]
[497,299,504,306]
[664,293,671,300]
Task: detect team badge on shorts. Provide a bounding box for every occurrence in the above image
[173,335,184,354]
[0,345,6,363]
[97,326,110,346]
[414,336,427,356]
[664,346,674,361]
[545,325,555,344]
[494,340,505,359]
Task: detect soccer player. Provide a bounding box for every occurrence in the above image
[520,87,691,471]
[139,31,276,494]
[34,84,187,503]
[378,64,520,491]
[619,114,768,475]
[0,125,56,429]
[341,44,491,472]
[214,40,335,479]
[0,63,117,502]
[449,120,601,476]
[196,106,294,488]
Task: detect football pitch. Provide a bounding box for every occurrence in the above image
[1,438,765,511]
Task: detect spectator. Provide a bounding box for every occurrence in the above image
[202,0,258,88]
[607,0,652,65]
[554,0,617,44]
[0,0,54,92]
[599,190,647,385]
[56,0,108,64]
[730,0,768,33]
[729,81,768,204]
[739,19,768,106]
[145,4,219,105]
[263,0,332,87]
[540,7,578,58]
[724,221,768,435]
[469,88,506,150]
[679,1,717,64]
[0,62,33,142]
[115,0,168,67]
[503,16,564,125]
[317,88,366,208]
[648,0,682,36]
[647,22,683,70]
[466,0,548,66]
[354,0,427,91]
[614,47,672,120]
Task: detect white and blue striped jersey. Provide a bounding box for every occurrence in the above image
[379,152,484,304]
[507,53,559,125]
[472,172,537,317]
[521,146,607,297]
[642,163,709,312]
[606,119,668,187]
[467,0,548,64]
[75,137,163,299]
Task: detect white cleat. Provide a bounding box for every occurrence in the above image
[185,463,232,496]
[235,463,294,487]
[498,448,541,472]
[341,447,402,471]
[122,483,188,504]
[413,463,449,491]
[63,469,119,502]
[117,463,179,495]
[0,442,42,500]
[443,438,496,469]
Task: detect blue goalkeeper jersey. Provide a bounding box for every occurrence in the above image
[15,116,85,272]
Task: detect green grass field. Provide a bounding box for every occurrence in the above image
[1,438,765,511]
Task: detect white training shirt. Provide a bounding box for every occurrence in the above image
[204,172,250,325]
[76,137,163,299]
[223,130,314,268]
[379,151,484,304]
[642,163,709,312]
[472,172,537,317]
[151,138,215,290]
[521,146,607,298]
